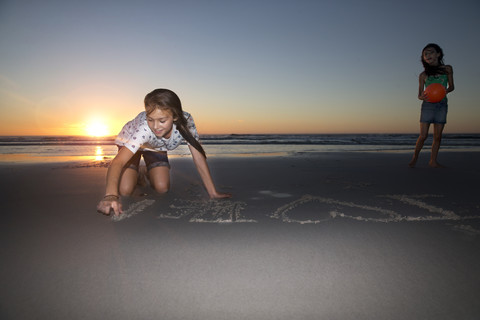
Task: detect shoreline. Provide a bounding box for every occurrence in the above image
[2,147,480,165]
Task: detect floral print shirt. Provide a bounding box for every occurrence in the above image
[115,111,199,153]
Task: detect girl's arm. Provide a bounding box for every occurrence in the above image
[445,65,455,94]
[418,72,427,100]
[97,147,134,215]
[188,144,232,199]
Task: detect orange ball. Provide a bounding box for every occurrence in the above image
[424,83,446,103]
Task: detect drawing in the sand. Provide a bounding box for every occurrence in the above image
[160,199,254,223]
[111,199,156,221]
[270,193,480,227]
[116,191,479,234]
[270,194,400,224]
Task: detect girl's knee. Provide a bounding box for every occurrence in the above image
[419,133,428,141]
[432,132,443,142]
[119,185,135,196]
[152,182,169,194]
[148,167,170,194]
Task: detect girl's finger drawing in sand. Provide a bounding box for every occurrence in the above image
[409,43,455,168]
[97,88,232,216]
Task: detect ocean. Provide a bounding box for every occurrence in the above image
[1,133,480,163]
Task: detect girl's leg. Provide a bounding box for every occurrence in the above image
[148,166,170,193]
[429,123,445,168]
[118,168,138,196]
[409,123,430,167]
[117,148,141,196]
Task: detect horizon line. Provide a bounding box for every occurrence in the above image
[1,132,480,138]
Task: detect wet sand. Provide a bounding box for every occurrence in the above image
[1,151,479,319]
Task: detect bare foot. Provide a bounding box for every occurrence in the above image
[428,161,445,168]
[408,158,417,168]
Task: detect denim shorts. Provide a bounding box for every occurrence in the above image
[420,100,448,124]
[117,146,170,171]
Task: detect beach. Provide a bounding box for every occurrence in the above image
[1,151,479,319]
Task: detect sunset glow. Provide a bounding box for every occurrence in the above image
[85,120,110,137]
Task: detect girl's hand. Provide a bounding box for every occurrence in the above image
[97,195,123,216]
[419,91,428,101]
[209,191,233,199]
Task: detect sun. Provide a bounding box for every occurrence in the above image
[85,120,110,137]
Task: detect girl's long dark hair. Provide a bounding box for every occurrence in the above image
[144,89,206,158]
[421,43,446,76]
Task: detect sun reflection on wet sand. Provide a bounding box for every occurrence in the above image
[95,146,104,161]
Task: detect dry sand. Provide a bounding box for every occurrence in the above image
[1,151,479,319]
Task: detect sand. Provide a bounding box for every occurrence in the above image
[1,151,479,319]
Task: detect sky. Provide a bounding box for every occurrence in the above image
[1,0,479,136]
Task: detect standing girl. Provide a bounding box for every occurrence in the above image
[97,88,231,216]
[409,43,454,168]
